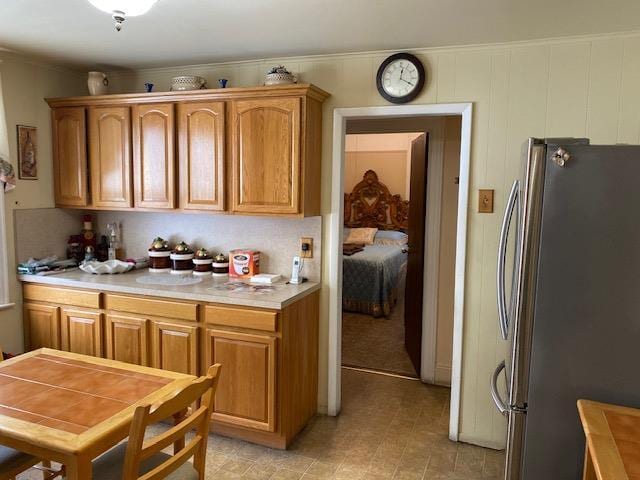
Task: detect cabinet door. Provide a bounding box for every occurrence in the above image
[105,314,149,366]
[150,320,198,375]
[60,309,103,357]
[24,303,60,350]
[178,101,225,211]
[205,328,276,432]
[52,107,88,207]
[231,97,301,214]
[88,106,132,208]
[132,103,175,209]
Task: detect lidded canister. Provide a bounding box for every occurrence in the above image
[148,237,171,273]
[212,253,229,277]
[193,248,213,276]
[170,241,194,275]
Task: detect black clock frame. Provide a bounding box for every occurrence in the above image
[376,52,426,104]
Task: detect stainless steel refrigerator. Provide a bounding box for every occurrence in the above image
[491,138,640,480]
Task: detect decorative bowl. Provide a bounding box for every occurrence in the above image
[170,75,206,91]
[264,66,297,86]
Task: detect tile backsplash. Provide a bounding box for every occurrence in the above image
[95,211,322,281]
[14,209,322,282]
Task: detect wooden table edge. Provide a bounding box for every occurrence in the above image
[578,399,634,480]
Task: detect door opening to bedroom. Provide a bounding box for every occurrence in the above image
[341,115,462,386]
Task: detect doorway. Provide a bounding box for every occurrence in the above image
[329,103,473,441]
[341,131,425,378]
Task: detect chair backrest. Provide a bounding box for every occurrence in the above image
[122,364,221,480]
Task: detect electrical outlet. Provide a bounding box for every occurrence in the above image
[300,237,313,259]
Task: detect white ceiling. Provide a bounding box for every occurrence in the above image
[2,0,640,70]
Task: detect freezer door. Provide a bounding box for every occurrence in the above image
[521,143,640,479]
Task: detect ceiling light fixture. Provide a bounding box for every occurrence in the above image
[88,0,159,31]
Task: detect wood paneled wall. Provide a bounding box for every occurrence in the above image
[47,31,640,448]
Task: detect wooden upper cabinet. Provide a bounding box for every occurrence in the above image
[47,85,328,215]
[132,103,175,209]
[88,106,132,208]
[177,101,225,211]
[230,97,301,215]
[52,107,88,207]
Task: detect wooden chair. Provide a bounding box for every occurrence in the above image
[0,347,63,480]
[91,364,222,480]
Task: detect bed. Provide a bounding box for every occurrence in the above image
[342,170,410,317]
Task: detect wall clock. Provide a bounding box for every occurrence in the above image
[376,53,425,104]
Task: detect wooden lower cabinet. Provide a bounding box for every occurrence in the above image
[104,314,149,366]
[150,320,198,375]
[205,328,277,432]
[60,309,102,357]
[21,284,319,449]
[24,303,60,350]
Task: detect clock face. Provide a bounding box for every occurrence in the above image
[376,53,425,104]
[381,59,420,98]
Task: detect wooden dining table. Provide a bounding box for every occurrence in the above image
[0,348,194,479]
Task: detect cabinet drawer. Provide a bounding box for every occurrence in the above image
[23,284,101,309]
[105,294,197,321]
[205,305,277,332]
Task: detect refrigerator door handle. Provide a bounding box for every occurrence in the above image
[497,180,520,340]
[491,360,509,416]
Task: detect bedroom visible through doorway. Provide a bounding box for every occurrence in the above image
[340,116,462,385]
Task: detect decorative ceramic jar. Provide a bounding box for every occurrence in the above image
[170,75,206,91]
[211,253,229,277]
[193,248,213,276]
[264,65,296,86]
[170,241,194,274]
[148,237,171,273]
[87,71,109,96]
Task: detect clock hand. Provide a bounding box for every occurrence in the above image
[400,78,415,86]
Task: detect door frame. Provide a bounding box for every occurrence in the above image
[328,103,472,441]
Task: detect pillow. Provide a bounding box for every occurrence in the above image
[374,230,409,246]
[345,227,378,245]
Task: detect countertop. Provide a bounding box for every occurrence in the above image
[18,269,320,310]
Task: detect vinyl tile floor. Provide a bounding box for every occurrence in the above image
[17,369,504,479]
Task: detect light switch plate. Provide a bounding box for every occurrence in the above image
[300,237,313,258]
[478,189,494,213]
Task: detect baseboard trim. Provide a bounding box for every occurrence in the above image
[341,365,420,381]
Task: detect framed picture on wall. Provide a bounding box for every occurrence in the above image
[17,125,37,180]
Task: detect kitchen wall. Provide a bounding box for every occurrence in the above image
[14,208,83,262]
[107,30,640,448]
[0,53,85,354]
[93,211,321,281]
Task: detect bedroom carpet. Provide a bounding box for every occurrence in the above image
[342,292,418,378]
[18,369,504,479]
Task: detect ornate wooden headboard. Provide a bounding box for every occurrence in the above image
[344,170,410,232]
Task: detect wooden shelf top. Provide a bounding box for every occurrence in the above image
[578,399,640,480]
[46,83,330,107]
